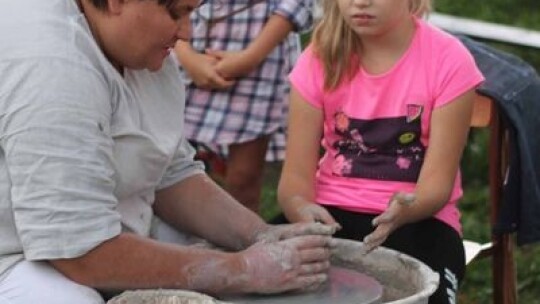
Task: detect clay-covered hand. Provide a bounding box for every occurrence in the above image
[282,196,341,228]
[239,235,333,294]
[254,222,339,244]
[362,192,416,253]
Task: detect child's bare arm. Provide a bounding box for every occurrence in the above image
[206,14,294,79]
[363,89,476,252]
[278,88,340,228]
[174,40,234,89]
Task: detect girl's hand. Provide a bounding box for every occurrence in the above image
[174,43,234,90]
[363,192,415,253]
[282,196,341,229]
[188,52,235,89]
[296,204,340,227]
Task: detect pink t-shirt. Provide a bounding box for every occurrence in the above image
[289,18,484,234]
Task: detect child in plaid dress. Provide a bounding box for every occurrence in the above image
[175,0,314,213]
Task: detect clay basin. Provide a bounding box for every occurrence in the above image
[108,238,439,304]
[329,238,439,303]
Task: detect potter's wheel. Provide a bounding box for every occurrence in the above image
[222,266,383,304]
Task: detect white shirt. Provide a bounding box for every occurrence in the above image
[0,0,204,275]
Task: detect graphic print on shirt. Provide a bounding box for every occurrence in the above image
[331,104,425,182]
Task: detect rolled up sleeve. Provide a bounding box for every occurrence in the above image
[158,137,205,190]
[1,59,121,261]
[273,0,314,33]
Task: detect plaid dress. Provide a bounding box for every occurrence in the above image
[180,0,314,161]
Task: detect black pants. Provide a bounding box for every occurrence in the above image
[271,206,466,304]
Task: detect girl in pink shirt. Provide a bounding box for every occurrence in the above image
[276,0,484,303]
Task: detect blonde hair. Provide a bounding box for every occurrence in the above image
[311,0,432,91]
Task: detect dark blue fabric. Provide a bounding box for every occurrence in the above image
[458,35,540,246]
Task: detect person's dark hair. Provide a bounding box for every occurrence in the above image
[88,0,177,11]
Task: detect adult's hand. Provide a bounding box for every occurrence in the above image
[239,234,333,294]
[363,192,415,253]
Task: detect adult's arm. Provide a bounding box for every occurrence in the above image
[50,229,332,294]
[3,57,332,296]
[0,59,225,293]
[50,233,239,292]
[153,172,267,251]
[48,122,334,295]
[154,167,338,250]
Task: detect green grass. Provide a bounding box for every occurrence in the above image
[259,162,282,222]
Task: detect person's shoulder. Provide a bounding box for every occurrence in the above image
[417,18,468,51]
[415,17,473,64]
[417,18,459,44]
[0,0,102,68]
[297,44,323,69]
[300,44,316,57]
